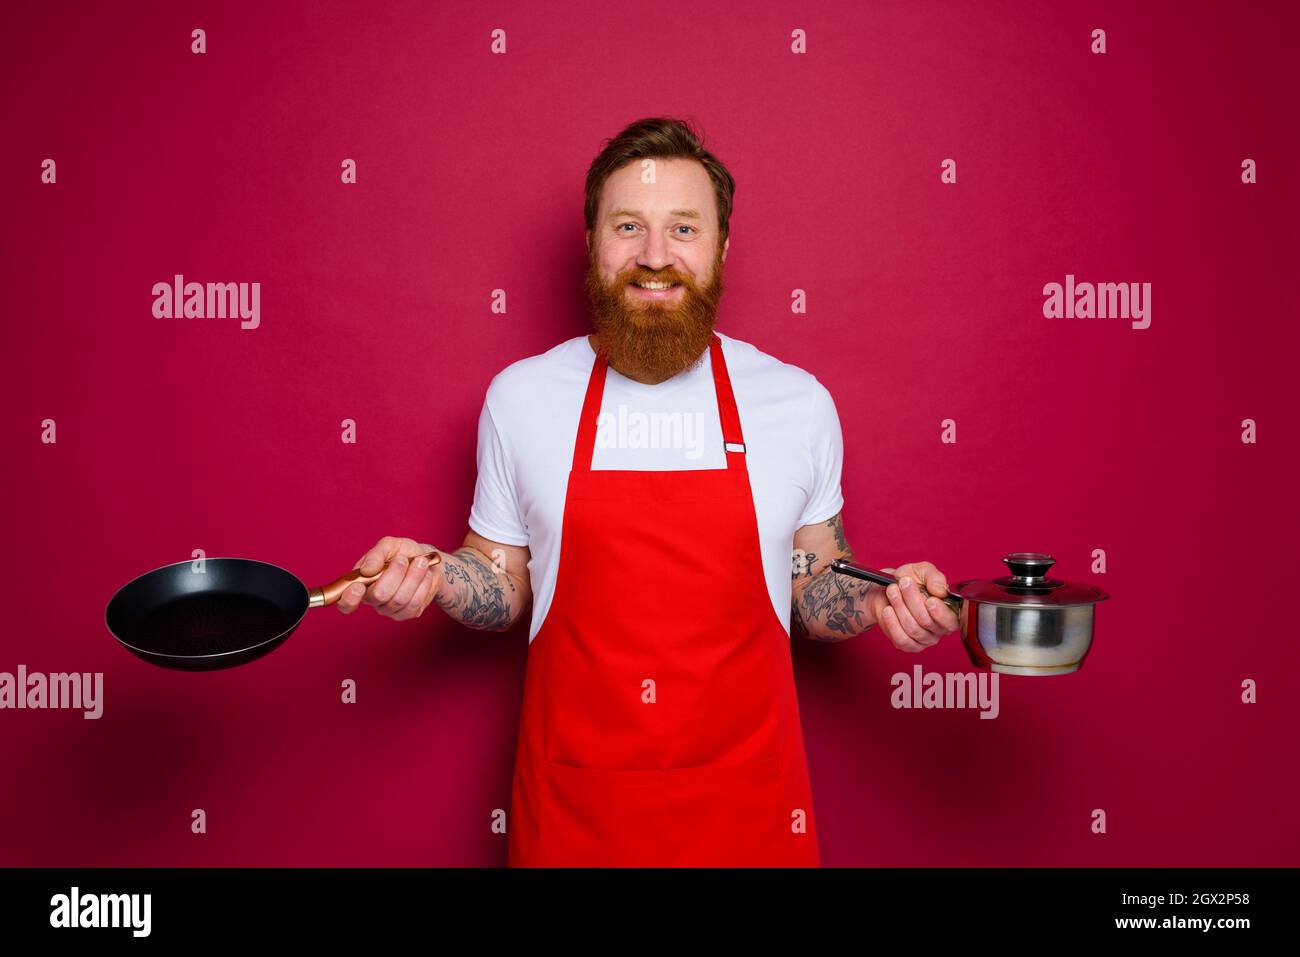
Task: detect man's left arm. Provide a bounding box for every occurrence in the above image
[789,511,959,651]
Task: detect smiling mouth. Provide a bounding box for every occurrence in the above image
[629,280,681,290]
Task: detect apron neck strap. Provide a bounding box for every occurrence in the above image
[573,333,748,472]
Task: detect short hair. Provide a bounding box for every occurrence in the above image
[584,117,736,240]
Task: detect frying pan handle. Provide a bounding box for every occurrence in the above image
[828,559,963,617]
[307,550,442,608]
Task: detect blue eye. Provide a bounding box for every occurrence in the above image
[616,223,696,235]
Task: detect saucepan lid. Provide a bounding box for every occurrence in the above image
[949,553,1109,607]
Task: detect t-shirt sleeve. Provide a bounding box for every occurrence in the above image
[467,399,530,546]
[796,381,845,528]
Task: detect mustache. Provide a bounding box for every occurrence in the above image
[623,270,688,285]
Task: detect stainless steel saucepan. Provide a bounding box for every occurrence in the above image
[830,552,1109,675]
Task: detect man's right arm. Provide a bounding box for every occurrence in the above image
[336,532,532,632]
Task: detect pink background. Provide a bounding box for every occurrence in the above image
[2,0,1296,866]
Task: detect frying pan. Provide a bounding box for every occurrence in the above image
[105,551,441,671]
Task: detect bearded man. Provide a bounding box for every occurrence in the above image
[338,117,958,867]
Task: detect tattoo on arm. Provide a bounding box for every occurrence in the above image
[790,593,810,640]
[826,513,851,558]
[434,547,518,631]
[789,513,871,640]
[791,549,817,578]
[793,570,872,641]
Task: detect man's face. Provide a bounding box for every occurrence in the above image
[584,157,730,384]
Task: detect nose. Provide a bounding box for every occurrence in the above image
[636,230,675,274]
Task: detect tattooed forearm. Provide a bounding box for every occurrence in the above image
[789,510,874,641]
[433,546,522,631]
[792,570,875,641]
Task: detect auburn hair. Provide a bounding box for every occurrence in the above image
[584,117,737,240]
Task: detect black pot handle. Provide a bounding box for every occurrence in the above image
[829,559,964,616]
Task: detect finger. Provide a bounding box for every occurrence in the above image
[925,595,960,633]
[357,537,400,577]
[366,553,410,605]
[916,563,950,599]
[384,554,434,612]
[895,575,937,631]
[880,606,926,652]
[393,570,435,621]
[336,581,368,614]
[885,581,932,643]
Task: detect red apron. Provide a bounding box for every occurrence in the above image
[507,333,820,867]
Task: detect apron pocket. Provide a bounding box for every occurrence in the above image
[661,756,803,867]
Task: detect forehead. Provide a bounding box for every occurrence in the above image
[599,158,716,219]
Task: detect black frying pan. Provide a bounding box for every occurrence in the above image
[105,551,440,671]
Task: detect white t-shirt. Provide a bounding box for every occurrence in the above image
[468,331,845,642]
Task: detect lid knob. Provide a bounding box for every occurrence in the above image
[1003,552,1055,582]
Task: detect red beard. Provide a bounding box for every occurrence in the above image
[584,241,726,383]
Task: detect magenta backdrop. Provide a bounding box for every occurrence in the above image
[1,0,1296,867]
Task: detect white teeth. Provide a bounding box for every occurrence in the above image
[633,281,678,290]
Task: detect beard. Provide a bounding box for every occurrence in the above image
[584,239,726,384]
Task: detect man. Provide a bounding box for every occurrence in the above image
[339,117,959,867]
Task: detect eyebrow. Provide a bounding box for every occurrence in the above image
[608,207,702,220]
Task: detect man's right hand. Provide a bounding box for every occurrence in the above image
[337,536,442,620]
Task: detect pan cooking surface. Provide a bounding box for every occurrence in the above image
[107,558,310,665]
[136,591,292,655]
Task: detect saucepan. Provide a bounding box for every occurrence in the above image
[105,551,441,671]
[830,552,1109,675]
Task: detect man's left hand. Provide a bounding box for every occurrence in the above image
[869,561,960,652]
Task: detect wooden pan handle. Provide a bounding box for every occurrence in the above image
[307,550,442,608]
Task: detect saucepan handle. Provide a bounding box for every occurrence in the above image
[307,550,442,608]
[829,559,963,616]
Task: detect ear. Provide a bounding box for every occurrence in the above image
[721,235,729,264]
